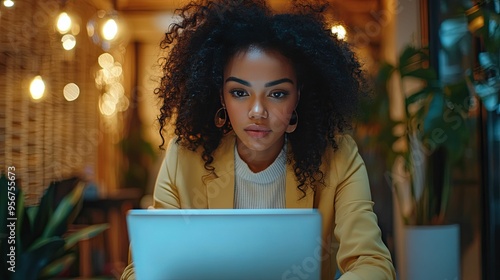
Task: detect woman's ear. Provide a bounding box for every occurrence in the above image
[219,92,225,107]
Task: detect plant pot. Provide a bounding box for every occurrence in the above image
[401,224,460,280]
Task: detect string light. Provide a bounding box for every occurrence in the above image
[57,12,72,34]
[87,10,127,51]
[30,76,45,100]
[102,18,118,41]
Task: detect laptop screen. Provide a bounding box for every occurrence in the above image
[127,208,322,280]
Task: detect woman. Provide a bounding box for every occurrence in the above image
[122,0,396,279]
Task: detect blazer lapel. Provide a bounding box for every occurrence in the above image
[207,133,236,209]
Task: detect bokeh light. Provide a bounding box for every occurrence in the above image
[102,18,118,41]
[30,75,45,100]
[57,12,72,34]
[87,10,128,51]
[99,93,116,116]
[98,53,114,69]
[331,25,347,40]
[62,34,76,50]
[3,0,14,8]
[63,83,80,101]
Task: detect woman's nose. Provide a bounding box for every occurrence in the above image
[248,99,268,119]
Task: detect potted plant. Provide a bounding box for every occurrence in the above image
[377,45,472,226]
[366,44,472,279]
[0,174,109,280]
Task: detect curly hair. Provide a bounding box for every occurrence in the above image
[155,0,367,194]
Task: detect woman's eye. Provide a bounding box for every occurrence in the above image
[230,90,247,97]
[270,91,288,98]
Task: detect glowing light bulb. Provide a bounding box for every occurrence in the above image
[57,12,72,34]
[102,18,118,41]
[331,25,347,40]
[3,0,14,8]
[30,76,45,100]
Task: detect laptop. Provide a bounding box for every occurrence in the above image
[126,208,322,280]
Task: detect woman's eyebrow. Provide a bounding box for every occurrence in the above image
[225,77,294,87]
[225,77,251,86]
[264,78,294,87]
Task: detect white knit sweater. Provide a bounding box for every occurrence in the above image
[233,145,286,209]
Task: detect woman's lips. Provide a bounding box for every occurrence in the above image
[244,125,271,138]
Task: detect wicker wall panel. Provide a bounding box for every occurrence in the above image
[0,0,105,205]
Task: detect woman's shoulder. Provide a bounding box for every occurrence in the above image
[321,133,363,172]
[161,136,198,164]
[321,134,366,184]
[331,133,360,157]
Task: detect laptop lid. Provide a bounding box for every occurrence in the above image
[126,208,322,280]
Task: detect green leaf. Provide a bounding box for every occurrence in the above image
[422,94,446,135]
[445,80,472,112]
[405,87,434,106]
[39,253,76,279]
[33,182,56,241]
[19,205,39,254]
[66,189,84,227]
[25,206,38,231]
[64,223,109,250]
[398,46,437,80]
[398,45,421,69]
[402,68,438,80]
[14,237,65,280]
[375,62,395,85]
[41,182,86,239]
[26,235,63,253]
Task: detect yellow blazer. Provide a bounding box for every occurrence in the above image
[122,133,395,280]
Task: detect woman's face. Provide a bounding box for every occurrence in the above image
[223,47,299,156]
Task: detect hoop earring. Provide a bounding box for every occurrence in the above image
[286,110,298,133]
[214,107,227,128]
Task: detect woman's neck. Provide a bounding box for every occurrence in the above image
[236,138,285,173]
